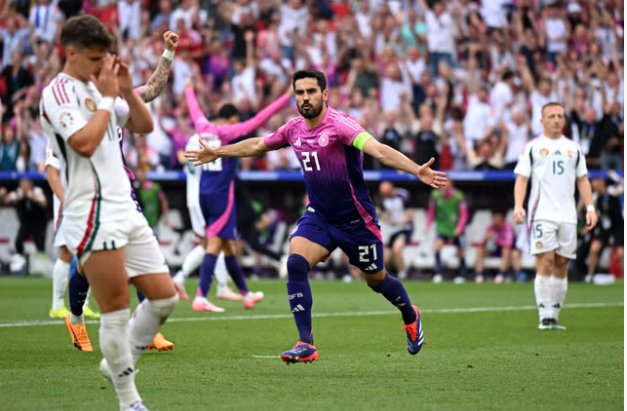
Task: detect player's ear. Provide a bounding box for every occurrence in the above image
[322,88,329,101]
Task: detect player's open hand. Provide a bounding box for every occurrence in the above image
[584,209,598,233]
[417,157,448,188]
[513,207,526,225]
[164,31,179,51]
[185,138,218,166]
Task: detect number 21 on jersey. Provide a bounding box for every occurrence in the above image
[301,151,320,171]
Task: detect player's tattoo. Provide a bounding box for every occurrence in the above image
[138,56,173,103]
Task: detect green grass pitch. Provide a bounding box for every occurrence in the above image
[0,276,623,411]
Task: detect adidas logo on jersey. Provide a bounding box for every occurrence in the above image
[294,138,302,147]
[555,150,562,155]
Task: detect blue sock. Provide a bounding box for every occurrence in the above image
[286,254,313,344]
[435,251,442,274]
[224,255,248,294]
[197,253,217,297]
[69,267,90,317]
[136,289,145,303]
[369,273,416,325]
[459,255,467,277]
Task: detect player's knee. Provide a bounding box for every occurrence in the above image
[286,254,310,281]
[147,294,179,318]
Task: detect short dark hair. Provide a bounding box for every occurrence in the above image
[541,101,564,117]
[60,15,113,51]
[217,103,239,120]
[292,69,327,91]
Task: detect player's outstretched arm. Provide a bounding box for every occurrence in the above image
[138,31,178,103]
[361,136,447,188]
[513,175,528,224]
[185,136,271,166]
[577,175,598,232]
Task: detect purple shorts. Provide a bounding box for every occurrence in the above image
[199,191,237,240]
[291,210,384,275]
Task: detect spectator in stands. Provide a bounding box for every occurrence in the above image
[0,178,47,262]
[413,105,440,170]
[503,108,531,169]
[426,179,468,283]
[28,0,64,44]
[0,50,34,122]
[584,177,624,282]
[424,0,458,77]
[378,181,413,280]
[0,120,21,171]
[474,211,523,284]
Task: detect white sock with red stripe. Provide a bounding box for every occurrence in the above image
[51,259,69,310]
[99,309,141,408]
[534,274,551,320]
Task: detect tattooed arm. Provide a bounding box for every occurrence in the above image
[137,31,179,103]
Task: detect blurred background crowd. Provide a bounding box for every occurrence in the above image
[0,0,623,173]
[0,0,623,282]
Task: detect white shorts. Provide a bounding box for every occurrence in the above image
[188,204,206,238]
[529,220,577,259]
[64,212,169,277]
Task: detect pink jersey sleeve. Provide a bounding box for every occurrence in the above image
[184,86,215,134]
[331,110,364,145]
[217,93,291,143]
[263,122,290,150]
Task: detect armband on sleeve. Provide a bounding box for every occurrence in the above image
[352,132,373,151]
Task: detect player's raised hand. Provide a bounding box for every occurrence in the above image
[584,208,598,233]
[417,157,448,188]
[513,207,526,225]
[164,31,179,51]
[95,54,119,97]
[185,138,218,166]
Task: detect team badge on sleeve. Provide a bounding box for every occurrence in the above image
[84,98,97,112]
[59,112,75,128]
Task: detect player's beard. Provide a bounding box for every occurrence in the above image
[298,100,323,119]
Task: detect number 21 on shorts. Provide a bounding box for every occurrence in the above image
[358,244,378,262]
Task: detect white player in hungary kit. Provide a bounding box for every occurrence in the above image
[39,15,177,411]
[514,102,597,331]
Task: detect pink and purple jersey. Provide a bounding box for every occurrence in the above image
[264,107,376,226]
[185,88,290,195]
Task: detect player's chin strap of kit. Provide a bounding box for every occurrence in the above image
[352,131,373,151]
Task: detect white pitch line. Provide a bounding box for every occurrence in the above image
[252,355,281,359]
[0,301,622,329]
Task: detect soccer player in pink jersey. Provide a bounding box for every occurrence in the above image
[186,69,447,363]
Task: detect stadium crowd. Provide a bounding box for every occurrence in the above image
[0,0,623,281]
[0,0,622,174]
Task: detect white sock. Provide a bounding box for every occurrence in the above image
[129,295,178,365]
[534,274,551,320]
[51,259,70,310]
[100,309,141,408]
[179,245,205,280]
[215,253,229,293]
[70,313,84,324]
[550,276,568,320]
